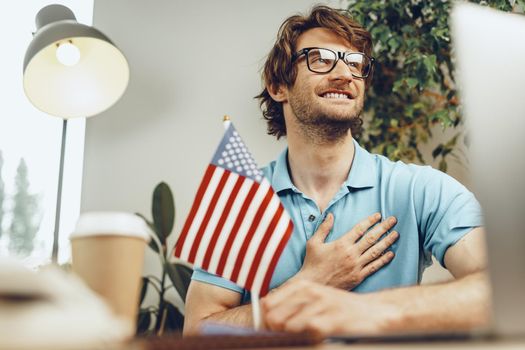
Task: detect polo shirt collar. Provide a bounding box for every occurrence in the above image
[270,139,377,193]
[344,139,376,189]
[271,148,297,193]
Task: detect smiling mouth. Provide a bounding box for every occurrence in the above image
[320,90,354,100]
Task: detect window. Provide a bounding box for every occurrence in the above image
[0,1,93,267]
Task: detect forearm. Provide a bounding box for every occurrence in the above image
[375,271,491,332]
[202,303,254,329]
[183,281,254,335]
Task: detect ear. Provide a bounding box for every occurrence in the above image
[267,84,288,103]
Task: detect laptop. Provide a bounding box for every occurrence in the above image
[452,1,525,338]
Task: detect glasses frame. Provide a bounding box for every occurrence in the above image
[292,47,375,78]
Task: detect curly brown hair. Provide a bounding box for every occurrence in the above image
[255,5,373,139]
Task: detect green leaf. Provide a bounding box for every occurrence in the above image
[152,182,175,244]
[389,119,399,128]
[139,277,149,305]
[164,302,184,332]
[430,110,450,124]
[387,37,401,53]
[445,133,459,149]
[165,262,193,302]
[432,145,443,159]
[405,78,418,89]
[392,79,404,93]
[148,239,160,254]
[441,146,452,157]
[136,309,152,335]
[438,158,447,172]
[423,55,438,77]
[135,212,155,231]
[135,213,160,253]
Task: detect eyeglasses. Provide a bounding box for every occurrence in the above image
[292,47,374,78]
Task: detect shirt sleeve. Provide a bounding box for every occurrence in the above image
[412,166,484,267]
[191,267,245,294]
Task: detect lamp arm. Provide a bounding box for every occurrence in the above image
[52,118,67,263]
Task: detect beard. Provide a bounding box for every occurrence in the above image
[288,82,364,144]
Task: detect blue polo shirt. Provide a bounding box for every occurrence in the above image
[192,140,483,302]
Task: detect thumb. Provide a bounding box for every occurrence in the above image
[311,213,334,243]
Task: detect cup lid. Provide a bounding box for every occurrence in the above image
[70,211,151,242]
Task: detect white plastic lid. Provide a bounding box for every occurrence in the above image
[70,211,151,242]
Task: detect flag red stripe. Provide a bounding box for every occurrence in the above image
[260,221,294,296]
[201,175,245,270]
[215,181,260,276]
[230,187,274,282]
[187,169,231,263]
[174,165,216,257]
[244,204,284,290]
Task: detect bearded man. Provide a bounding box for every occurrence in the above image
[184,5,489,336]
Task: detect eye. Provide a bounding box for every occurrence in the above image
[345,54,365,70]
[308,49,335,66]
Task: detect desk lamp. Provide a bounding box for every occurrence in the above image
[22,4,129,263]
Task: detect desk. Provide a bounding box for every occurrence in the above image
[316,340,525,349]
[131,337,525,350]
[22,338,525,350]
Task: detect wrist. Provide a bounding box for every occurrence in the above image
[359,293,405,333]
[291,268,325,285]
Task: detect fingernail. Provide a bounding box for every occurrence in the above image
[387,251,395,258]
[388,217,397,225]
[374,212,381,220]
[391,231,399,239]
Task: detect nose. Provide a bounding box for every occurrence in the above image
[329,59,354,84]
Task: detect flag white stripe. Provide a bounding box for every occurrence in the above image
[193,171,238,268]
[221,180,271,280]
[236,195,280,287]
[250,212,291,293]
[179,167,225,261]
[207,178,253,274]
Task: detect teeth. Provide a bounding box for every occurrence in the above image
[323,92,348,99]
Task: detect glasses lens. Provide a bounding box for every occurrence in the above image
[345,53,371,78]
[307,48,337,73]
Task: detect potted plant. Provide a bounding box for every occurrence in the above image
[136,182,192,336]
[347,0,523,171]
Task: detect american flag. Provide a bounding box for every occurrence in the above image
[173,123,293,296]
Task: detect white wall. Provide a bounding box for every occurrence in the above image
[84,0,344,218]
[84,0,464,301]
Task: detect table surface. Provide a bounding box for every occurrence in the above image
[129,337,525,350]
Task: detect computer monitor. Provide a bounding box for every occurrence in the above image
[451,2,525,337]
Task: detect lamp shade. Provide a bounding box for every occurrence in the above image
[23,4,129,118]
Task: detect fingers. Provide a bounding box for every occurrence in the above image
[344,212,382,243]
[286,311,340,336]
[263,295,309,331]
[360,230,399,265]
[262,280,320,331]
[264,282,348,336]
[281,300,328,333]
[357,216,397,252]
[309,213,334,243]
[360,250,395,278]
[262,280,307,312]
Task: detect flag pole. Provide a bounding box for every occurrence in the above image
[223,115,231,129]
[221,115,262,330]
[252,291,262,330]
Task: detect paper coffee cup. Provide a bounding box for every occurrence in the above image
[70,212,151,333]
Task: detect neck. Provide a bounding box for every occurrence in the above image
[286,122,355,212]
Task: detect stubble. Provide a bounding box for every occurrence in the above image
[288,82,364,145]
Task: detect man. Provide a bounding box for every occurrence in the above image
[184,5,489,336]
